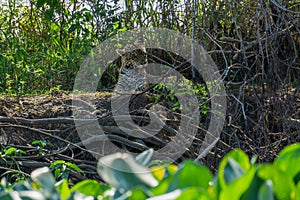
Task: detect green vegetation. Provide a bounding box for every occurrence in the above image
[1,0,298,95]
[148,80,209,114]
[0,146,28,181]
[0,0,119,94]
[0,143,300,199]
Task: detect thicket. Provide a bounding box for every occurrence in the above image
[1,0,298,94]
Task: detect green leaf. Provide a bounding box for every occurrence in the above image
[167,161,212,192]
[18,191,46,200]
[31,140,41,145]
[147,189,182,200]
[50,23,59,33]
[240,171,264,200]
[218,149,254,200]
[295,181,300,200]
[16,149,26,155]
[50,160,65,169]
[0,191,17,199]
[31,167,60,200]
[135,149,153,166]
[176,187,214,200]
[70,180,110,197]
[54,169,61,179]
[112,158,156,190]
[151,164,177,181]
[67,192,90,200]
[274,143,300,183]
[223,158,245,184]
[218,149,251,189]
[5,147,16,156]
[65,162,83,173]
[258,180,274,200]
[257,164,295,200]
[56,179,70,200]
[250,155,258,165]
[31,167,56,188]
[97,152,158,190]
[151,176,173,196]
[11,181,32,192]
[127,188,148,200]
[219,167,256,200]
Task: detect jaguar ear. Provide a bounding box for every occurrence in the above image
[116,48,126,56]
[137,43,146,53]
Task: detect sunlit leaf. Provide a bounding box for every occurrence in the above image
[70,180,110,197]
[176,187,213,200]
[258,180,274,200]
[4,147,17,156]
[274,143,300,183]
[295,181,300,200]
[257,164,295,200]
[147,189,181,200]
[223,158,245,184]
[56,179,70,200]
[97,152,158,190]
[218,149,250,188]
[167,161,212,192]
[218,149,254,200]
[135,148,153,166]
[65,162,83,173]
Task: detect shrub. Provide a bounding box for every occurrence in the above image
[1,143,300,199]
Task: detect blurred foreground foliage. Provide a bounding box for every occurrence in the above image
[1,143,300,199]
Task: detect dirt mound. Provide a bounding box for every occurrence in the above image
[0,91,205,182]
